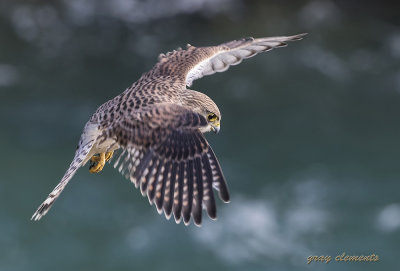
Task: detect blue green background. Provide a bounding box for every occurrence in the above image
[1,0,399,270]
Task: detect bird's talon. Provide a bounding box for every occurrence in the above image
[89,152,106,173]
[105,151,114,162]
[91,155,100,163]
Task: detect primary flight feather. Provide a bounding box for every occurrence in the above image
[32,33,306,226]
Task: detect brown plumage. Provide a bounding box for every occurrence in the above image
[32,33,306,226]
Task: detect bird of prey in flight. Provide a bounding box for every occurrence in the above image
[32,33,306,226]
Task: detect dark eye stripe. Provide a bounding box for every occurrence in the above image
[207,113,216,121]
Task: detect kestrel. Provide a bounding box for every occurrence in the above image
[32,33,306,226]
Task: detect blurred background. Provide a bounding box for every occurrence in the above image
[1,0,399,270]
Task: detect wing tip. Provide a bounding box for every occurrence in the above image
[31,196,56,221]
[31,212,42,221]
[207,207,217,220]
[31,208,47,221]
[289,33,308,41]
[219,188,231,203]
[164,210,173,220]
[183,219,191,226]
[173,210,182,224]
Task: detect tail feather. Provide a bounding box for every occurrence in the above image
[31,139,95,221]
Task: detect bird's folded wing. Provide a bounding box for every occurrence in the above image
[105,104,229,226]
[152,33,307,87]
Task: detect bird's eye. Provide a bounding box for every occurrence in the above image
[207,113,217,122]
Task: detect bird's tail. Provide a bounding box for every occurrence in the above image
[31,139,95,221]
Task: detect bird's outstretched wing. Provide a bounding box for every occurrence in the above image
[31,137,95,221]
[151,33,307,87]
[105,104,229,226]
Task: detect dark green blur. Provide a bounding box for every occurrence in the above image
[1,0,399,270]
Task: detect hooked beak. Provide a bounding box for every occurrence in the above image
[211,122,220,134]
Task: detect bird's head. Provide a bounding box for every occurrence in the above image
[200,96,221,134]
[200,109,220,134]
[185,90,221,134]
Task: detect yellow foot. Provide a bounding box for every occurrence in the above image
[105,151,114,162]
[89,152,106,173]
[89,151,114,173]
